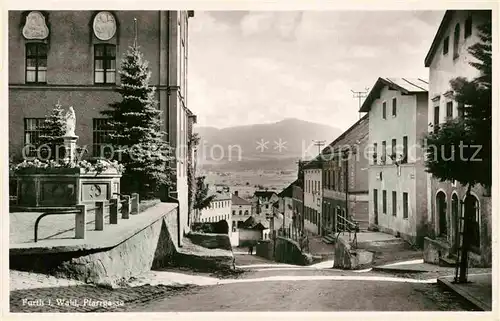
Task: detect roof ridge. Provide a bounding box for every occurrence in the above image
[401,78,428,91]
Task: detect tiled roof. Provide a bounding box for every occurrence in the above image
[240,216,269,230]
[303,114,369,167]
[210,191,232,201]
[278,183,294,198]
[254,191,278,199]
[359,77,428,112]
[232,194,251,205]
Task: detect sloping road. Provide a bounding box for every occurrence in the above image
[119,254,472,312]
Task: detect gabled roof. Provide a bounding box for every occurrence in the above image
[254,191,278,199]
[240,216,269,230]
[278,183,294,198]
[303,114,369,168]
[209,191,232,201]
[322,114,369,156]
[232,194,251,206]
[424,11,452,67]
[359,77,429,113]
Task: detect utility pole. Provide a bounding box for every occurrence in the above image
[351,88,369,119]
[312,140,326,158]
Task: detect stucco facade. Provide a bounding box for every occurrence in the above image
[8,11,194,239]
[303,168,322,234]
[231,192,252,231]
[322,114,369,235]
[361,78,429,245]
[425,10,492,266]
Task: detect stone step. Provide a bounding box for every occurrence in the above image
[322,236,335,244]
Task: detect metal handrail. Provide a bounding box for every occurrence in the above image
[33,193,140,242]
[34,208,81,242]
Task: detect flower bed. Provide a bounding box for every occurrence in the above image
[10,159,124,211]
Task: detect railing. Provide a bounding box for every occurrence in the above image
[277,225,309,252]
[335,215,359,249]
[33,193,140,243]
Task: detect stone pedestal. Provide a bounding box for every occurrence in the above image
[63,135,78,163]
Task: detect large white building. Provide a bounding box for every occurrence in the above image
[360,77,429,245]
[303,167,323,234]
[196,191,232,225]
[423,10,492,267]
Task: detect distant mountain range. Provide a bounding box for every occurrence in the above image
[194,118,342,171]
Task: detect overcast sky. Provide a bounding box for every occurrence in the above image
[188,11,445,131]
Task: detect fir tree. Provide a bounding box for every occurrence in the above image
[423,11,491,283]
[101,44,175,199]
[39,101,66,160]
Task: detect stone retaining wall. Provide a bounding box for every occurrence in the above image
[333,237,373,270]
[10,207,178,284]
[10,203,234,286]
[185,232,232,251]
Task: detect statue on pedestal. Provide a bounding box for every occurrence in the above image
[65,106,76,137]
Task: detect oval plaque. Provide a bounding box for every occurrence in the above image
[22,11,49,40]
[93,11,116,41]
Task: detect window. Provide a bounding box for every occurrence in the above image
[265,204,269,209]
[26,43,47,83]
[24,118,46,157]
[433,106,440,132]
[382,190,387,214]
[382,102,387,119]
[465,16,472,38]
[402,136,408,163]
[239,210,242,215]
[392,98,397,117]
[94,44,116,84]
[392,191,397,216]
[443,36,449,55]
[332,170,336,190]
[244,210,249,215]
[446,101,453,119]
[92,119,113,158]
[453,24,460,59]
[373,143,378,165]
[373,189,378,216]
[453,23,460,59]
[403,192,408,219]
[381,141,386,164]
[391,139,396,160]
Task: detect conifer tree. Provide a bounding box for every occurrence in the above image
[39,101,66,160]
[102,43,174,199]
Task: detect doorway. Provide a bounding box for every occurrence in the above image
[436,191,447,237]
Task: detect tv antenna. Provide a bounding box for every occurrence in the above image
[351,88,369,119]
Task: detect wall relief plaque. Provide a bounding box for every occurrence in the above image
[93,11,116,41]
[22,11,49,40]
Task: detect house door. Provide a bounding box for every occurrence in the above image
[436,192,447,237]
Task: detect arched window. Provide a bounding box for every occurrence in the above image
[91,11,118,84]
[239,210,242,215]
[453,23,460,59]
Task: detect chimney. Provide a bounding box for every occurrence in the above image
[235,191,239,196]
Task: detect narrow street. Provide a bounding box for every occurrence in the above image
[117,254,472,312]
